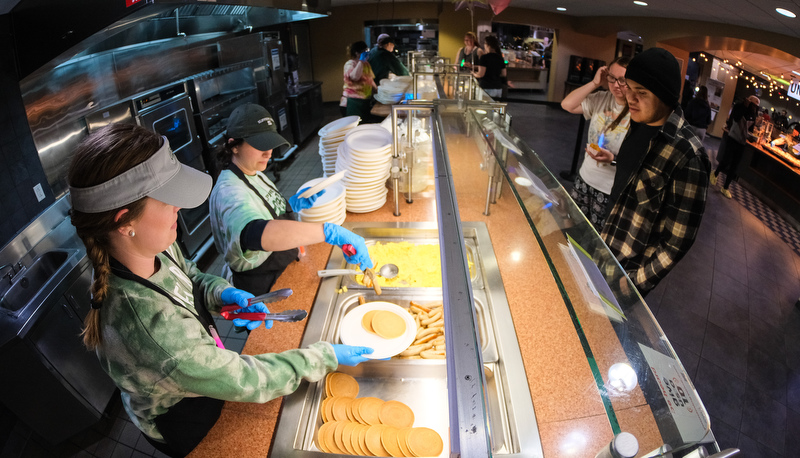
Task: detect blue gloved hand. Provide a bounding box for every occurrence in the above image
[322,222,374,269]
[332,344,375,366]
[359,51,369,61]
[288,187,325,212]
[220,287,273,331]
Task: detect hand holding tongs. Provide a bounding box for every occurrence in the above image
[342,244,381,295]
[220,288,307,322]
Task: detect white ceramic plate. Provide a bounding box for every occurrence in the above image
[298,171,347,199]
[344,127,393,153]
[339,302,416,359]
[346,197,387,214]
[319,116,360,137]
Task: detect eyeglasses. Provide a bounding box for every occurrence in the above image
[606,75,627,87]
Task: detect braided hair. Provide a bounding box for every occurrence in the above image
[68,124,159,350]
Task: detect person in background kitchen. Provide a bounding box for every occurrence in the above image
[560,56,631,232]
[602,47,710,296]
[471,35,507,99]
[210,103,374,296]
[455,31,484,71]
[67,123,376,458]
[368,34,409,83]
[341,40,378,119]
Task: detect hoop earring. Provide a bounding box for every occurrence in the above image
[128,230,135,237]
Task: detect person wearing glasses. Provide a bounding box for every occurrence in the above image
[560,56,631,231]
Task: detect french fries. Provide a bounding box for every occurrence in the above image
[394,301,446,359]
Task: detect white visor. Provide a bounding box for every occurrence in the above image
[69,137,212,213]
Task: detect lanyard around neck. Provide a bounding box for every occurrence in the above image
[227,163,286,219]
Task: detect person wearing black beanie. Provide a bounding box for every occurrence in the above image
[601,47,710,296]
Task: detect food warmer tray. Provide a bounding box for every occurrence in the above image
[271,222,542,457]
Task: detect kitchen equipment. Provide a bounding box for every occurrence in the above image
[221,309,308,322]
[287,81,324,145]
[218,33,296,166]
[131,82,213,260]
[185,62,259,177]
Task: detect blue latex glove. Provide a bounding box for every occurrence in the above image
[359,51,369,61]
[322,222,374,269]
[220,287,273,331]
[332,344,375,366]
[288,187,325,212]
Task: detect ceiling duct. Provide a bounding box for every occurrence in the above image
[9,0,329,79]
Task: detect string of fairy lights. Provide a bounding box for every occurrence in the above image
[693,51,800,108]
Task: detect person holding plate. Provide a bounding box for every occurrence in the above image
[210,103,374,296]
[68,122,375,457]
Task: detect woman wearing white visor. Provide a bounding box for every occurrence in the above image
[68,124,374,457]
[210,103,373,296]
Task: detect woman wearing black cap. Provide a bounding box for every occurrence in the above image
[68,123,375,457]
[210,103,374,297]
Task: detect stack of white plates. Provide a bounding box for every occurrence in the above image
[374,78,411,104]
[296,178,347,225]
[335,125,393,213]
[318,116,360,176]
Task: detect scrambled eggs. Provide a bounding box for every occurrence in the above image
[355,242,473,288]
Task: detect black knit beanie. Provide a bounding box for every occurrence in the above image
[625,48,681,108]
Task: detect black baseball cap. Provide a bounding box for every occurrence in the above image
[227,103,290,151]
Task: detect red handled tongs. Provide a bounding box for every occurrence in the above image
[220,288,307,322]
[342,244,380,295]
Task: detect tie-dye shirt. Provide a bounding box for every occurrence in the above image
[96,242,337,440]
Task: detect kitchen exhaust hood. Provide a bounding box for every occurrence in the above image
[9,0,330,79]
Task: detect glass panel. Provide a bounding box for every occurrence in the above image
[453,100,712,454]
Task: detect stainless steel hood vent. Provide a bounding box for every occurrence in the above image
[11,0,329,79]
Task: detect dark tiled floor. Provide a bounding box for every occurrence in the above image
[5,102,800,457]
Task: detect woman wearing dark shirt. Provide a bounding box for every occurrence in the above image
[472,35,506,99]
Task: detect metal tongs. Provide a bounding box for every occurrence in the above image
[342,244,381,295]
[220,288,307,322]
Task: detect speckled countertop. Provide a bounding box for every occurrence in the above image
[188,130,665,457]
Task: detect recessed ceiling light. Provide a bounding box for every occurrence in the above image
[557,7,566,11]
[776,7,796,17]
[633,1,648,5]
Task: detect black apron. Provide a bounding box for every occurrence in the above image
[108,252,225,458]
[227,164,299,296]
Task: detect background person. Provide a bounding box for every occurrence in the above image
[368,35,409,83]
[455,31,484,71]
[68,123,374,457]
[684,85,712,142]
[210,103,373,296]
[340,41,377,118]
[471,35,506,99]
[602,47,710,295]
[710,95,759,198]
[560,56,631,231]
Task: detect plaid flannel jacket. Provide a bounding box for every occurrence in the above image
[601,106,710,294]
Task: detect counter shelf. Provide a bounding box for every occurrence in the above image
[461,104,714,454]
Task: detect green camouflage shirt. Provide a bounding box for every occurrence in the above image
[209,169,289,279]
[97,243,337,440]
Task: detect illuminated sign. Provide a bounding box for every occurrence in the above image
[789,81,800,102]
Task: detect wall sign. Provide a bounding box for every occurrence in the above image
[788,81,800,102]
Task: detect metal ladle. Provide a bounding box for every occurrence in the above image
[317,264,399,279]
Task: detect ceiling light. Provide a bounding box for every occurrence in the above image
[793,71,800,76]
[557,7,566,11]
[633,1,648,5]
[776,7,796,17]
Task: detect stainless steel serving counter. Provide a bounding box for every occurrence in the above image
[272,221,541,457]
